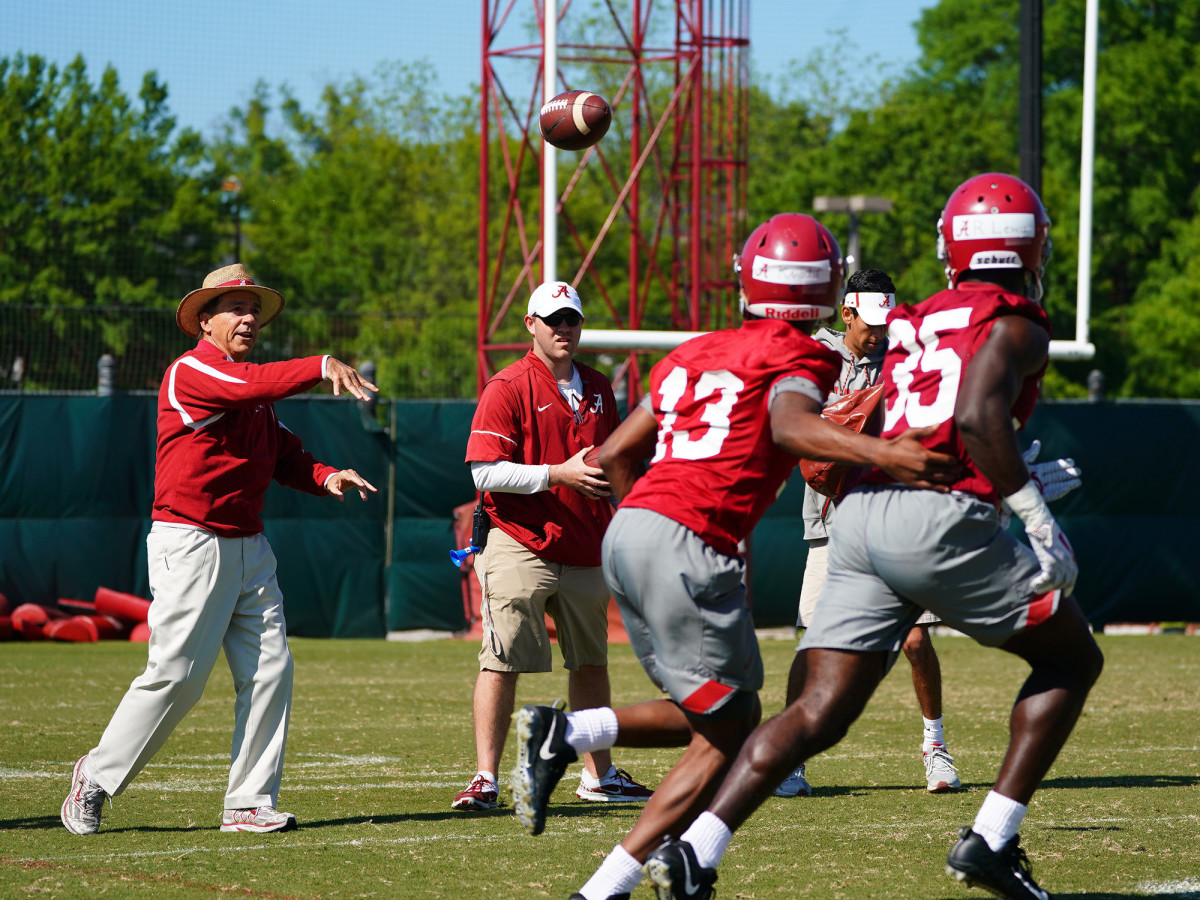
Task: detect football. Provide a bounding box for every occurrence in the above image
[539,90,612,151]
[583,447,602,468]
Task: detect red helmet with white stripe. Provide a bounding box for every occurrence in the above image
[937,173,1051,299]
[735,213,843,321]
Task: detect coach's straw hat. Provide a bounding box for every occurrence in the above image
[176,264,286,338]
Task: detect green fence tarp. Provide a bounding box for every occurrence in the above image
[2,395,1197,636]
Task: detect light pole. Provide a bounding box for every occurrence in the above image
[222,175,243,262]
[812,194,893,275]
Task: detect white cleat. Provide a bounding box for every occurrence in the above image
[61,755,108,835]
[220,806,298,833]
[923,745,962,793]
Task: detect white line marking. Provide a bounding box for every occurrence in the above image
[1137,879,1200,896]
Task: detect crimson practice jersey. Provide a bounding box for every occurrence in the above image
[154,340,336,536]
[622,319,841,557]
[863,283,1049,505]
[466,352,619,567]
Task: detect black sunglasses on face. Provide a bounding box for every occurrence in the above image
[537,311,583,328]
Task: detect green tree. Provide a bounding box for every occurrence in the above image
[746,0,1200,398]
[209,65,482,398]
[0,53,223,388]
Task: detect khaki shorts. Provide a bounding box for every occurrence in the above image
[474,528,610,673]
[798,538,939,630]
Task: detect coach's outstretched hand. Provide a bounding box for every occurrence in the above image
[325,358,379,401]
[877,425,963,491]
[325,469,378,502]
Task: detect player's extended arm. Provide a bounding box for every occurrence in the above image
[769,392,961,490]
[957,315,1076,593]
[596,405,658,502]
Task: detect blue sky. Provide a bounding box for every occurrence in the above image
[3,0,934,136]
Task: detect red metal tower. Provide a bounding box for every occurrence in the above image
[477,0,750,399]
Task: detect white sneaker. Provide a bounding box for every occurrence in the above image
[773,764,813,798]
[923,745,961,793]
[62,755,108,835]
[220,806,298,833]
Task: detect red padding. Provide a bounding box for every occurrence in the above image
[94,587,152,624]
[47,614,128,643]
[129,621,152,642]
[0,616,13,641]
[0,591,10,617]
[58,597,97,615]
[11,603,68,641]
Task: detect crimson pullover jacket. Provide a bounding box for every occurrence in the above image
[152,340,337,537]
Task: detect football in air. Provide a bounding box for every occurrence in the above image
[539,90,612,151]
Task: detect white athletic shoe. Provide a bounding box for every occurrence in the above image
[923,745,961,793]
[773,764,813,798]
[61,755,108,835]
[220,806,298,833]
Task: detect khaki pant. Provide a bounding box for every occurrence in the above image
[89,524,293,810]
[474,528,610,672]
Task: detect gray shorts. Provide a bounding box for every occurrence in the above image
[602,507,762,716]
[802,486,1060,663]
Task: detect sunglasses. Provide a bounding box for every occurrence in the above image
[536,311,583,328]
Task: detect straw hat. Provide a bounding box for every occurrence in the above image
[176,264,286,338]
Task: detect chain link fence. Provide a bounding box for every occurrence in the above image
[0,306,482,399]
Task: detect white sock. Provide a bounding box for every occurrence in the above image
[566,707,619,755]
[82,757,96,781]
[973,790,1027,852]
[476,770,496,786]
[681,811,734,870]
[579,765,616,789]
[578,845,643,899]
[922,716,945,749]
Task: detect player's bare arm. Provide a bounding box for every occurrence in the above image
[595,405,658,502]
[548,446,612,500]
[769,392,960,490]
[325,469,378,502]
[955,314,1050,496]
[324,358,380,401]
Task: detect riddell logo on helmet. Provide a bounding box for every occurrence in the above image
[764,306,823,321]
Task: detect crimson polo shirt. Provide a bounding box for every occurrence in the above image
[466,351,619,567]
[153,340,338,537]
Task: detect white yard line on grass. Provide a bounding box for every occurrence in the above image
[1137,879,1200,897]
[14,832,514,864]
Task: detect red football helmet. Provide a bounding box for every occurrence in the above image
[735,213,843,321]
[937,173,1052,299]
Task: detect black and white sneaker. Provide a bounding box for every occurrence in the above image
[511,701,577,836]
[946,828,1052,899]
[569,894,629,899]
[643,837,718,900]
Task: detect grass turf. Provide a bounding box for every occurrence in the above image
[2,633,1198,898]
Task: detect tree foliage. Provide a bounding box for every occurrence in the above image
[4,0,1200,398]
[746,0,1200,399]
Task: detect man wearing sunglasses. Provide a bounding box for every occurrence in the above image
[452,281,653,813]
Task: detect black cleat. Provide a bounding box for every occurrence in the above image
[946,828,1052,899]
[568,894,629,899]
[643,837,717,900]
[511,701,578,836]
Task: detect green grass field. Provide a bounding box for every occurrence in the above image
[2,633,1198,898]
